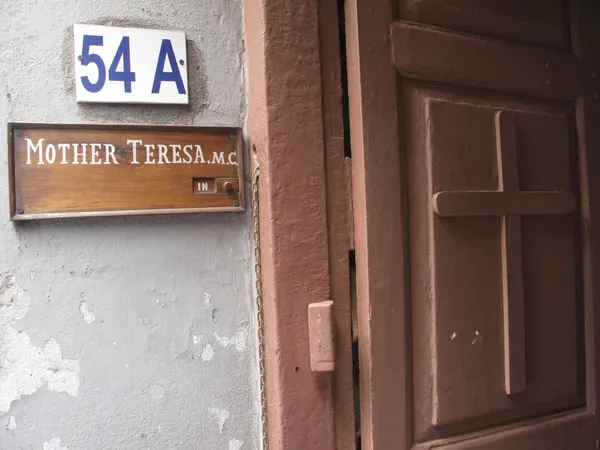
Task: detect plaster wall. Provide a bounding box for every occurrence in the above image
[0,1,259,449]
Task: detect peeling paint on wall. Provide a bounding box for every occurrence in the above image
[79,301,96,324]
[214,323,249,351]
[0,273,80,414]
[201,343,214,362]
[229,438,243,450]
[192,333,202,345]
[208,408,230,434]
[6,415,16,432]
[43,437,67,450]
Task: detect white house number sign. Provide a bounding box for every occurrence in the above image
[73,24,189,105]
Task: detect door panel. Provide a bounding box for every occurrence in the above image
[345,0,600,448]
[405,84,583,441]
[398,0,569,49]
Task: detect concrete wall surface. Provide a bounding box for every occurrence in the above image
[0,1,259,449]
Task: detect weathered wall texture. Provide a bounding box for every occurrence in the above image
[0,1,259,449]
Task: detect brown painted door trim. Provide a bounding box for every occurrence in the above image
[345,1,411,448]
[243,0,354,449]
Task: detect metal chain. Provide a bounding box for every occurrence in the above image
[252,160,269,450]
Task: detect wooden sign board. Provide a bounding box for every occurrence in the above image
[8,123,244,221]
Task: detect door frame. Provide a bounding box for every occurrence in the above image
[243,0,354,449]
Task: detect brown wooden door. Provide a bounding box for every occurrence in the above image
[346,0,600,449]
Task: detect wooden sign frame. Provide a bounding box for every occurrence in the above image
[8,123,245,221]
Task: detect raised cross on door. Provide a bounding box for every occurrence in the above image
[433,110,576,395]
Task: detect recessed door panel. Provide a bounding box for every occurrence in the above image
[405,84,583,441]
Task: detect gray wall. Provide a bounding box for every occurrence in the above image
[0,1,259,449]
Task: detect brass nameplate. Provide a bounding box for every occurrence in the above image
[8,123,244,220]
